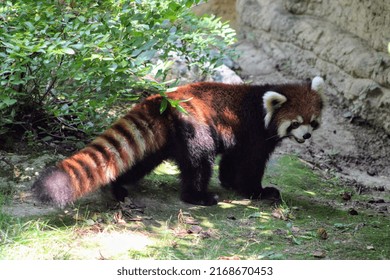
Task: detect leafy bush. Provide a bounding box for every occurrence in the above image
[0,0,235,145]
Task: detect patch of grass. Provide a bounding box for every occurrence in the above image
[0,156,389,260]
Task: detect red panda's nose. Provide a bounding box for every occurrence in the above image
[303,133,311,140]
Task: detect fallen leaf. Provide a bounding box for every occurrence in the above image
[187,225,203,234]
[341,192,352,201]
[218,256,240,260]
[113,211,127,225]
[354,223,365,232]
[200,229,214,239]
[177,209,199,225]
[89,224,104,233]
[273,229,288,235]
[317,228,328,240]
[127,216,145,222]
[173,228,188,237]
[272,208,288,220]
[171,241,178,248]
[291,226,300,234]
[184,217,200,225]
[312,249,326,258]
[15,191,31,202]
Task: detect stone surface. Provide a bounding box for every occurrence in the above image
[236,0,390,134]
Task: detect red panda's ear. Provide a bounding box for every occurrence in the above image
[311,76,324,94]
[263,91,287,127]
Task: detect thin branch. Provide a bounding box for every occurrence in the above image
[39,55,65,104]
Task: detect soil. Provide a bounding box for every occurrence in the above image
[235,40,390,213]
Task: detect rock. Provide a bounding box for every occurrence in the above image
[236,0,390,135]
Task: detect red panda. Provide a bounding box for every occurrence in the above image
[32,77,325,207]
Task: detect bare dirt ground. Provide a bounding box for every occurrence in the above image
[236,40,390,214]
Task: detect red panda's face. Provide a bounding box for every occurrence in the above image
[263,76,324,144]
[277,114,321,143]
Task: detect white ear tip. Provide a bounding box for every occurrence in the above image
[311,76,324,91]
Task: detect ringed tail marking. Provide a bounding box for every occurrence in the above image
[54,108,168,200]
[101,128,132,167]
[90,137,123,181]
[58,160,84,199]
[116,117,145,160]
[124,111,158,152]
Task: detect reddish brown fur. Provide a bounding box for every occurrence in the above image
[274,84,323,125]
[32,80,324,207]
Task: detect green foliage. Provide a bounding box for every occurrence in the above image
[0,0,235,141]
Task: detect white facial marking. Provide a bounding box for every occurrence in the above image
[263,91,287,127]
[277,120,291,138]
[311,76,324,93]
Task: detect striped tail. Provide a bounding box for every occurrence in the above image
[32,103,168,207]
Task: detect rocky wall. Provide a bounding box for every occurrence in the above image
[236,0,390,134]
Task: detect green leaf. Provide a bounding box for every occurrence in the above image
[0,97,17,109]
[62,47,75,55]
[41,136,53,142]
[153,161,180,175]
[108,63,118,72]
[248,212,262,219]
[175,104,188,115]
[160,98,168,114]
[24,21,35,31]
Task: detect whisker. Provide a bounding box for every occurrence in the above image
[266,134,289,141]
[265,134,280,141]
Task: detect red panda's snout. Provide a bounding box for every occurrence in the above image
[277,115,321,144]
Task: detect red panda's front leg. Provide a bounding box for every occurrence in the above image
[220,148,281,202]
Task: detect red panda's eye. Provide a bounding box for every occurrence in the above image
[291,121,300,129]
[311,120,319,129]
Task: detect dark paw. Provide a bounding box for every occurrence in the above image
[111,185,129,202]
[180,191,219,206]
[260,187,281,202]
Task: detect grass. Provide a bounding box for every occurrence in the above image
[0,155,389,260]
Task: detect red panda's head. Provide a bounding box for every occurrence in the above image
[263,76,325,143]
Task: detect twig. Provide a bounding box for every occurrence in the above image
[39,56,64,104]
[0,156,14,169]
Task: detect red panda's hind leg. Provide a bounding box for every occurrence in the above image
[178,156,218,206]
[110,149,169,201]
